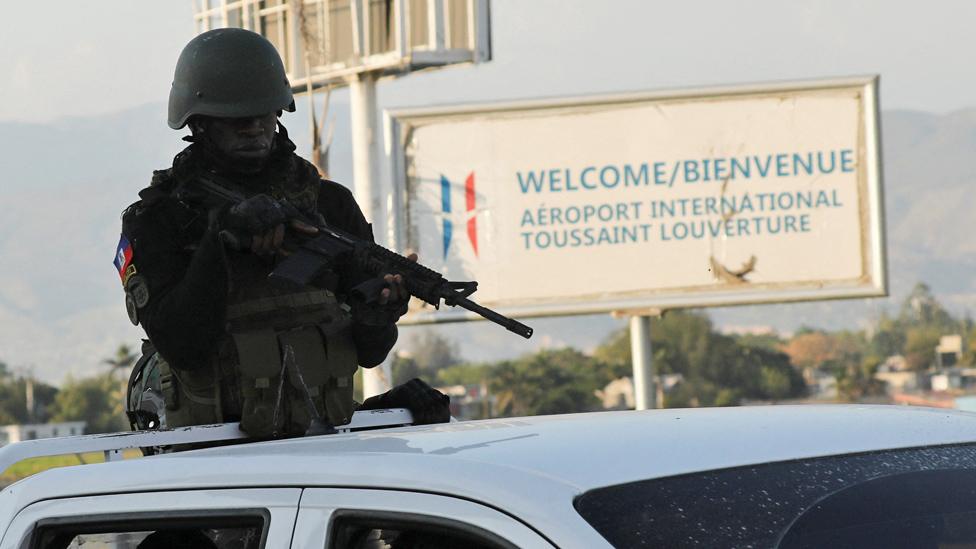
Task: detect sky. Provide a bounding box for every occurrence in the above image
[2,0,976,383]
[0,2,194,123]
[2,1,976,125]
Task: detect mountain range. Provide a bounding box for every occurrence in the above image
[1,103,973,384]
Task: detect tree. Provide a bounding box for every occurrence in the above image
[593,311,804,408]
[393,331,463,385]
[782,330,865,370]
[964,319,976,366]
[759,365,793,401]
[103,344,138,380]
[734,332,785,352]
[782,332,842,370]
[836,358,886,401]
[489,349,603,417]
[391,353,422,385]
[900,283,955,329]
[0,376,58,425]
[407,331,461,372]
[870,313,906,359]
[436,363,492,386]
[904,326,943,371]
[103,344,139,411]
[49,375,127,434]
[593,311,715,381]
[698,337,803,404]
[591,327,633,381]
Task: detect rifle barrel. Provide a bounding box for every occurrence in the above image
[454,296,534,339]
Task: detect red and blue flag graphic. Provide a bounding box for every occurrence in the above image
[440,175,453,258]
[114,235,134,283]
[439,171,478,259]
[465,172,478,257]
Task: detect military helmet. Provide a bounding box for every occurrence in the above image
[168,28,295,129]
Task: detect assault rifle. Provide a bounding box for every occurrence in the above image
[190,177,534,339]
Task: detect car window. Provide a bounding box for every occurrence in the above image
[330,512,511,549]
[777,469,976,548]
[295,488,552,549]
[58,527,256,549]
[31,512,265,549]
[575,443,976,548]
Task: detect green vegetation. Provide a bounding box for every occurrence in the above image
[778,283,975,400]
[594,310,804,407]
[49,374,128,434]
[398,310,803,416]
[0,281,971,437]
[394,282,972,416]
[0,376,58,425]
[0,344,135,434]
[0,450,142,487]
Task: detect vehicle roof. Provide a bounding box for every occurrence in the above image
[6,405,976,528]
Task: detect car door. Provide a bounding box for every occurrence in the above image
[1,488,301,549]
[292,488,556,549]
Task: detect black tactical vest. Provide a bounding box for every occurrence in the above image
[137,143,359,438]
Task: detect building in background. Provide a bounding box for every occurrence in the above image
[936,335,964,368]
[438,384,494,420]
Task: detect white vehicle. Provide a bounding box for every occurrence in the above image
[3,405,976,548]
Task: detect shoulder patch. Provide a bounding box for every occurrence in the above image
[114,234,137,286]
[126,274,150,308]
[125,293,140,326]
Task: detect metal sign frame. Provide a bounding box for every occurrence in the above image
[193,0,490,91]
[385,76,887,324]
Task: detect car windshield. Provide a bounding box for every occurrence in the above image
[575,443,976,548]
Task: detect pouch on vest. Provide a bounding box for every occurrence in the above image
[159,358,222,429]
[232,328,284,438]
[126,341,222,435]
[226,289,351,333]
[318,325,359,426]
[278,326,358,430]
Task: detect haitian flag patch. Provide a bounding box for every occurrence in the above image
[114,235,136,285]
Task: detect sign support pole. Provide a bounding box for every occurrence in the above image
[350,71,393,398]
[630,315,656,410]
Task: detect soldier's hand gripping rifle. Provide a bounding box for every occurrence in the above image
[193,178,534,339]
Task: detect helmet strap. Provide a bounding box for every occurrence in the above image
[275,121,298,154]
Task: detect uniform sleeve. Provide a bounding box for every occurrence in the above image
[316,181,398,368]
[316,180,372,239]
[123,201,230,371]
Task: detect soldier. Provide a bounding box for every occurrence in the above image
[119,28,448,438]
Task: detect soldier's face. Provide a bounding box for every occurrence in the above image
[204,113,278,163]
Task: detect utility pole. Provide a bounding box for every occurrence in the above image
[629,315,656,410]
[349,71,394,397]
[25,376,35,424]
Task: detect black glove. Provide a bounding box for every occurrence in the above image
[218,194,292,248]
[350,277,410,326]
[352,298,410,327]
[359,378,451,425]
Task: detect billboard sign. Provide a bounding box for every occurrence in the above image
[387,76,886,322]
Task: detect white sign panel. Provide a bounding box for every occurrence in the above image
[388,77,886,321]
